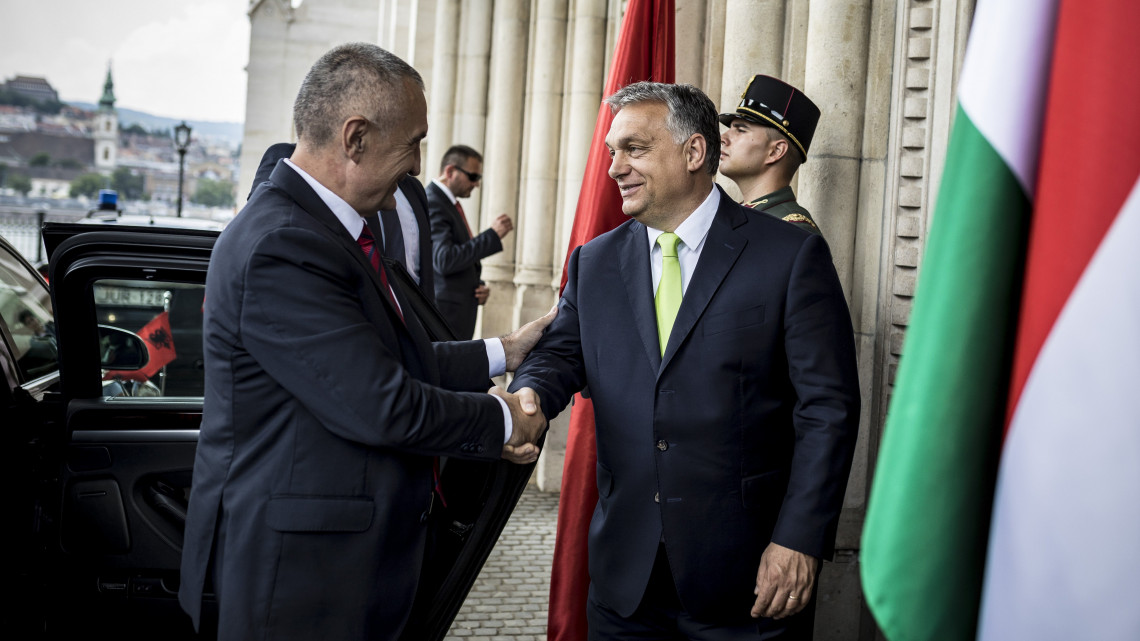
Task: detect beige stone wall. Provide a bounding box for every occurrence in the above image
[238,0,382,206]
[241,1,977,636]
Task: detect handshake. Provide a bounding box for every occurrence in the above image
[489,386,546,464]
[489,303,558,465]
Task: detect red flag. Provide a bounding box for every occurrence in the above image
[549,2,674,639]
[104,310,178,382]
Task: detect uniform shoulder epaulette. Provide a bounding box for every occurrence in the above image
[782,213,817,229]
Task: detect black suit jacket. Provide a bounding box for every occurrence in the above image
[426,181,503,339]
[379,175,434,302]
[510,186,860,620]
[180,161,505,640]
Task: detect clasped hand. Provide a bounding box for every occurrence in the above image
[489,386,546,464]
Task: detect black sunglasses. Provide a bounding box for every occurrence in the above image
[453,167,482,183]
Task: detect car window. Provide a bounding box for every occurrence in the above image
[94,278,205,397]
[0,242,56,381]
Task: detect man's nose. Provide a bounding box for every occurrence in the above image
[608,152,626,180]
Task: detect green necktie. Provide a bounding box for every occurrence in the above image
[655,232,682,356]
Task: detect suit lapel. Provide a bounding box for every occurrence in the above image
[269,163,421,346]
[619,222,663,372]
[660,193,748,373]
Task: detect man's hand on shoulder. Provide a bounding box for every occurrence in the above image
[489,386,546,464]
[491,214,513,239]
[751,542,820,620]
[501,305,558,371]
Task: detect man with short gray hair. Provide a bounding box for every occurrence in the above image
[510,81,859,639]
[179,42,551,640]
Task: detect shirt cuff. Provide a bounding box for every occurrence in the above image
[491,393,513,444]
[485,337,506,377]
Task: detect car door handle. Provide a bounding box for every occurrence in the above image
[146,481,188,527]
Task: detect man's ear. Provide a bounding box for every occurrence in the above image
[685,133,707,173]
[342,116,369,163]
[766,138,790,166]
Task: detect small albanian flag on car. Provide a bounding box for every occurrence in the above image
[103,311,177,382]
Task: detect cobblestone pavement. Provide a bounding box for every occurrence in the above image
[445,488,560,640]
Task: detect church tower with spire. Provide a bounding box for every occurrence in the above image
[93,63,118,173]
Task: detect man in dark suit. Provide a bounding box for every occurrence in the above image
[719,75,822,235]
[250,143,436,301]
[510,82,860,639]
[179,43,549,641]
[427,145,514,339]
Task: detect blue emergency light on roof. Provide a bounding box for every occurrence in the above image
[98,189,118,210]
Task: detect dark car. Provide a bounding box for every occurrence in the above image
[1,223,537,639]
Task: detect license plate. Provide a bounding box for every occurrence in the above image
[94,285,170,308]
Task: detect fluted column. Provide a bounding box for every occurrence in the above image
[675,0,709,87]
[514,0,568,314]
[553,0,608,278]
[426,0,461,181]
[798,0,872,298]
[478,0,530,340]
[717,0,786,200]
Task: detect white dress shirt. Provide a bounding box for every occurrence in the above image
[284,159,512,441]
[389,187,422,284]
[645,186,721,294]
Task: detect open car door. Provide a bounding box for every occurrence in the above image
[23,223,538,639]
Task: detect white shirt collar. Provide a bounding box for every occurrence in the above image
[284,158,366,239]
[645,185,720,252]
[431,178,458,204]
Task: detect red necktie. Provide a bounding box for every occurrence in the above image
[456,201,474,239]
[359,226,445,507]
[356,225,404,324]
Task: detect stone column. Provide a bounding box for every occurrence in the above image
[717,0,786,201]
[675,0,709,87]
[796,1,876,639]
[479,0,530,341]
[426,0,461,180]
[553,0,608,277]
[535,0,608,493]
[514,0,567,316]
[798,0,872,298]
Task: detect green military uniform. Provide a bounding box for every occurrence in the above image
[742,185,821,236]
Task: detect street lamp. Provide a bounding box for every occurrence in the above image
[174,121,192,217]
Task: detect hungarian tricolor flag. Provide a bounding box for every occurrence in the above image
[861,0,1140,639]
[548,1,673,639]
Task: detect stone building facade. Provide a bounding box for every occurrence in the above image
[238,0,978,637]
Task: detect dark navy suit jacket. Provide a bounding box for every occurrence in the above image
[180,161,505,640]
[510,186,860,620]
[426,181,503,339]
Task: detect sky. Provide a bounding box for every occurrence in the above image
[0,0,250,124]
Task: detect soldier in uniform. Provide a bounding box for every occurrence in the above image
[718,75,823,235]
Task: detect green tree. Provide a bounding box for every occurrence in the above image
[70,172,107,199]
[122,123,148,136]
[55,158,84,170]
[191,178,235,207]
[29,152,51,167]
[8,173,32,196]
[111,167,147,200]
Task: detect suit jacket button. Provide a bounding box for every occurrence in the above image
[654,492,660,503]
[656,439,668,452]
[476,444,484,454]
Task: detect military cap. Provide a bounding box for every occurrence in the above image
[719,75,821,162]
